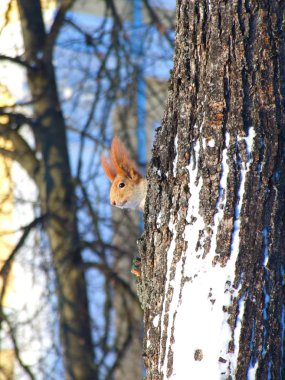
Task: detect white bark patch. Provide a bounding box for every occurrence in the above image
[262,228,269,267]
[172,136,178,177]
[233,291,246,369]
[159,216,179,375]
[208,138,215,147]
[230,127,256,370]
[231,128,256,257]
[153,315,160,328]
[247,358,259,379]
[157,212,162,228]
[164,128,256,379]
[214,131,230,224]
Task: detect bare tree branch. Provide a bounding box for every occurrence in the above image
[0,110,36,128]
[106,0,123,30]
[83,261,140,307]
[0,124,40,183]
[0,311,36,380]
[0,54,35,70]
[142,0,174,46]
[0,214,46,279]
[44,0,77,61]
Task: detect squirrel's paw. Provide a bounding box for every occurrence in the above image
[131,257,141,277]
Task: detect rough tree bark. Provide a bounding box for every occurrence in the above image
[139,1,285,379]
[16,1,97,379]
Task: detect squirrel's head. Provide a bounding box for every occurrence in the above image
[101,137,145,210]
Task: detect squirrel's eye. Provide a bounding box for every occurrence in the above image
[119,182,125,188]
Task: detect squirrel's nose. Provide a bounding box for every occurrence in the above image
[111,200,116,206]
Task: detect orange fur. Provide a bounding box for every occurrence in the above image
[101,137,147,210]
[110,136,141,180]
[111,136,138,177]
[101,155,117,182]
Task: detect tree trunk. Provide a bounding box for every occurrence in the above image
[139,1,285,379]
[17,1,97,379]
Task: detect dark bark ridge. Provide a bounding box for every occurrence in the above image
[139,1,285,379]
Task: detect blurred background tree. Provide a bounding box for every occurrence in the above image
[0,0,174,379]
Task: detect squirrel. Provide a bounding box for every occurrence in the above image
[101,136,147,211]
[101,136,146,277]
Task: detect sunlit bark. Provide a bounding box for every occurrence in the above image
[140,1,285,379]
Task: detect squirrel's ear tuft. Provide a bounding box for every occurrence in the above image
[111,136,141,178]
[101,154,117,182]
[129,168,141,182]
